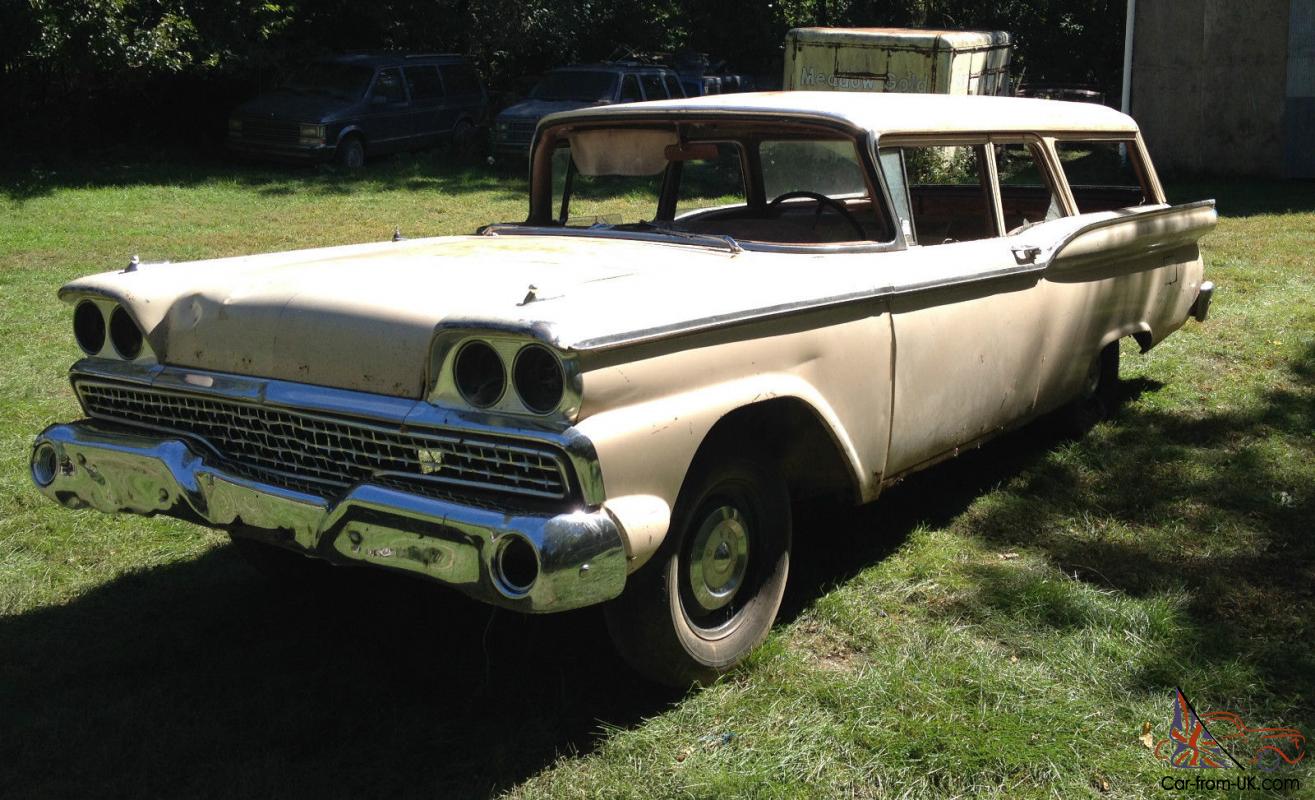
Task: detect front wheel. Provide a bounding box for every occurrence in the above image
[336,135,365,169]
[605,456,791,687]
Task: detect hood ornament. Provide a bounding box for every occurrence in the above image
[392,226,404,242]
[123,254,140,273]
[520,284,540,305]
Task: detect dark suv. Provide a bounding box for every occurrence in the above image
[228,53,488,167]
[491,62,686,158]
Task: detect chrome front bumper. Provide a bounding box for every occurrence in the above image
[31,421,627,612]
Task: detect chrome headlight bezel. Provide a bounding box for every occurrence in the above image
[427,327,581,425]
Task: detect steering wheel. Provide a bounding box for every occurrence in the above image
[766,190,867,240]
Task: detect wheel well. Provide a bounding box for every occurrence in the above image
[338,130,365,150]
[691,398,859,505]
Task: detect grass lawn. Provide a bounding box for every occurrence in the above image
[1,152,1313,798]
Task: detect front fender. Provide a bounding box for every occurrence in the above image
[575,372,867,569]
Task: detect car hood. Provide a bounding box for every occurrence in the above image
[234,91,358,123]
[498,98,602,123]
[61,233,834,399]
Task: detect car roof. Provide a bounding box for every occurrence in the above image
[545,90,1140,136]
[320,53,470,68]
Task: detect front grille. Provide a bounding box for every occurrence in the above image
[76,381,572,501]
[501,121,536,145]
[237,116,300,145]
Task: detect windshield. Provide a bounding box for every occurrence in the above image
[535,123,893,246]
[532,71,618,102]
[278,63,374,100]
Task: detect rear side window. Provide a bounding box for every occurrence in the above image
[640,74,667,100]
[882,144,996,245]
[1055,140,1152,212]
[440,64,482,95]
[994,142,1063,233]
[405,66,444,103]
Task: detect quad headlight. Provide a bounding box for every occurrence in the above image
[513,344,565,414]
[439,335,575,418]
[71,300,148,361]
[453,340,506,408]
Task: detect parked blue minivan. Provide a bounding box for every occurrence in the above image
[228,53,488,167]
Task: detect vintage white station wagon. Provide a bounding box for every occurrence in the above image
[31,92,1215,686]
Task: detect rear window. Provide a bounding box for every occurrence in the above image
[1055,140,1153,212]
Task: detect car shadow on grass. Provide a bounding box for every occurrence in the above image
[0,552,677,798]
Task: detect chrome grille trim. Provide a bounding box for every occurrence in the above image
[74,380,572,501]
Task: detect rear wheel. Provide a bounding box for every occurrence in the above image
[605,455,791,688]
[1062,341,1121,433]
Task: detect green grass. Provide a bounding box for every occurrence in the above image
[2,153,1313,798]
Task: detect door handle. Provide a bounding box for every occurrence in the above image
[1011,245,1042,265]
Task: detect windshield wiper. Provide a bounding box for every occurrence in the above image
[626,221,743,254]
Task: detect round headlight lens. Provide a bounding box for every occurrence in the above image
[109,306,143,360]
[513,344,565,414]
[73,301,105,355]
[453,340,505,408]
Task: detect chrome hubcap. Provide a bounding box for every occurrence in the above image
[687,505,750,613]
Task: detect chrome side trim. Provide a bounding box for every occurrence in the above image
[31,421,626,613]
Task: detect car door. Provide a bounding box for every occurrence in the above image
[403,64,448,144]
[364,67,412,152]
[879,138,1053,476]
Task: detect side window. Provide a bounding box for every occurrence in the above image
[674,143,745,216]
[993,141,1063,233]
[886,144,995,245]
[1055,140,1152,212]
[404,66,444,104]
[663,74,684,98]
[759,139,890,242]
[760,139,868,199]
[440,64,481,95]
[640,73,667,100]
[372,68,407,105]
[619,74,641,102]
